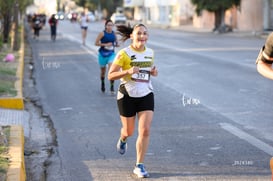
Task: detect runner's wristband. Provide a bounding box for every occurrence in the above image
[257,46,273,65]
[261,54,273,64]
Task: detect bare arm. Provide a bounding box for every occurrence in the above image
[94,32,104,46]
[257,61,273,80]
[150,66,158,77]
[108,64,140,80]
[95,32,113,47]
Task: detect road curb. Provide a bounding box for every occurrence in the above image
[0,23,25,110]
[6,125,26,181]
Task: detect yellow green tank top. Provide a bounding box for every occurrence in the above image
[113,46,154,97]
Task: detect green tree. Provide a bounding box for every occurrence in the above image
[0,0,32,49]
[191,0,241,33]
[0,0,14,46]
[74,0,98,11]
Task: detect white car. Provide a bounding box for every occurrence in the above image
[55,11,65,20]
[111,13,126,24]
[87,12,95,22]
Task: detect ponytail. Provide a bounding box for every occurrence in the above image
[117,23,147,42]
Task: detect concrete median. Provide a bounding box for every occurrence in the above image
[0,23,25,110]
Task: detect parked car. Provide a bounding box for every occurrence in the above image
[110,13,127,24]
[67,12,78,22]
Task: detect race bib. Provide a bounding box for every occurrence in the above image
[131,70,150,82]
[104,45,114,51]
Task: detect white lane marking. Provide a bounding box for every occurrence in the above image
[220,123,273,156]
[59,107,73,111]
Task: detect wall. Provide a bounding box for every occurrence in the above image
[144,0,194,26]
[124,0,144,7]
[192,0,264,32]
[192,11,214,29]
[236,0,263,31]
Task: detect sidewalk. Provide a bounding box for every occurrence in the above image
[127,20,272,37]
[0,108,29,135]
[172,25,271,38]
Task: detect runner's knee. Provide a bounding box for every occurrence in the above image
[122,128,134,137]
[139,127,150,137]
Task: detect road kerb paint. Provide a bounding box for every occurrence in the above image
[7,125,26,181]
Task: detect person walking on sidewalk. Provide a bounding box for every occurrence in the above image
[79,12,89,45]
[32,14,42,39]
[95,19,119,93]
[256,32,273,80]
[48,14,58,41]
[108,23,158,178]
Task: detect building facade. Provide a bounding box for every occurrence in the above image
[34,0,57,15]
[124,0,194,26]
[124,0,273,32]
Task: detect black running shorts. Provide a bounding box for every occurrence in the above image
[117,92,154,117]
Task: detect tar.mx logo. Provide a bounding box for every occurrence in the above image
[42,57,61,70]
[182,93,200,107]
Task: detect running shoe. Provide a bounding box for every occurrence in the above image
[116,138,127,155]
[133,164,149,178]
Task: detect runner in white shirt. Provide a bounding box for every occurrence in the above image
[80,12,89,45]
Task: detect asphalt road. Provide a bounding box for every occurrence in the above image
[27,20,272,180]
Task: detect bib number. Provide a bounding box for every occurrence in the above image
[132,70,150,82]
